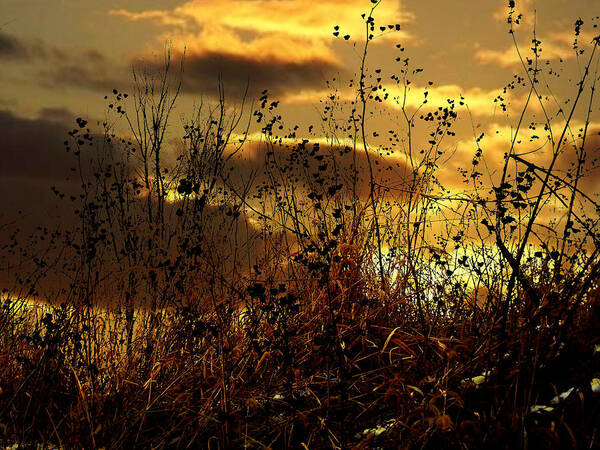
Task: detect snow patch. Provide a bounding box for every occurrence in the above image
[529,405,554,414]
[550,387,575,405]
[460,370,492,388]
[358,419,396,437]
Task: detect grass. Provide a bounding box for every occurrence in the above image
[1,261,599,448]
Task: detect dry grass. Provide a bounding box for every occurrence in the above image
[1,235,599,448]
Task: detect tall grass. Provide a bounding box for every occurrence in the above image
[1,2,600,448]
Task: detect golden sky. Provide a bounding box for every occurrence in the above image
[1,0,599,220]
[1,0,597,111]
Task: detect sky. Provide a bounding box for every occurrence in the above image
[1,0,600,225]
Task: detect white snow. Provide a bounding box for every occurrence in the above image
[550,387,575,405]
[460,370,491,388]
[529,404,554,414]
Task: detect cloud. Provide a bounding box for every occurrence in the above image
[34,31,342,99]
[39,60,125,93]
[144,48,340,98]
[281,83,532,118]
[0,108,77,182]
[0,31,68,62]
[474,27,599,68]
[111,0,414,98]
[474,40,575,68]
[0,31,27,59]
[492,0,535,24]
[0,109,271,301]
[551,126,600,195]
[478,39,573,67]
[110,0,413,48]
[224,136,413,201]
[383,84,531,118]
[443,121,600,192]
[0,107,126,220]
[0,107,82,276]
[35,37,335,99]
[0,31,127,94]
[35,46,126,93]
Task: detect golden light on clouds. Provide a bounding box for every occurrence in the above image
[1,0,599,229]
[492,0,534,24]
[475,38,578,68]
[110,0,414,65]
[110,0,414,40]
[178,29,333,65]
[281,83,533,120]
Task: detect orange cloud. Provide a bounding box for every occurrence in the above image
[492,0,535,24]
[110,0,414,65]
[474,25,599,68]
[281,84,532,118]
[445,120,600,186]
[384,84,518,117]
[474,39,577,67]
[548,30,599,47]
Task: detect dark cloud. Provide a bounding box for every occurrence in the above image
[226,139,412,201]
[0,31,64,62]
[137,50,340,99]
[553,128,600,194]
[40,63,125,93]
[33,44,339,100]
[0,108,76,182]
[0,109,80,298]
[0,108,87,262]
[0,108,268,301]
[0,32,127,94]
[0,31,28,59]
[6,32,337,100]
[36,47,128,94]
